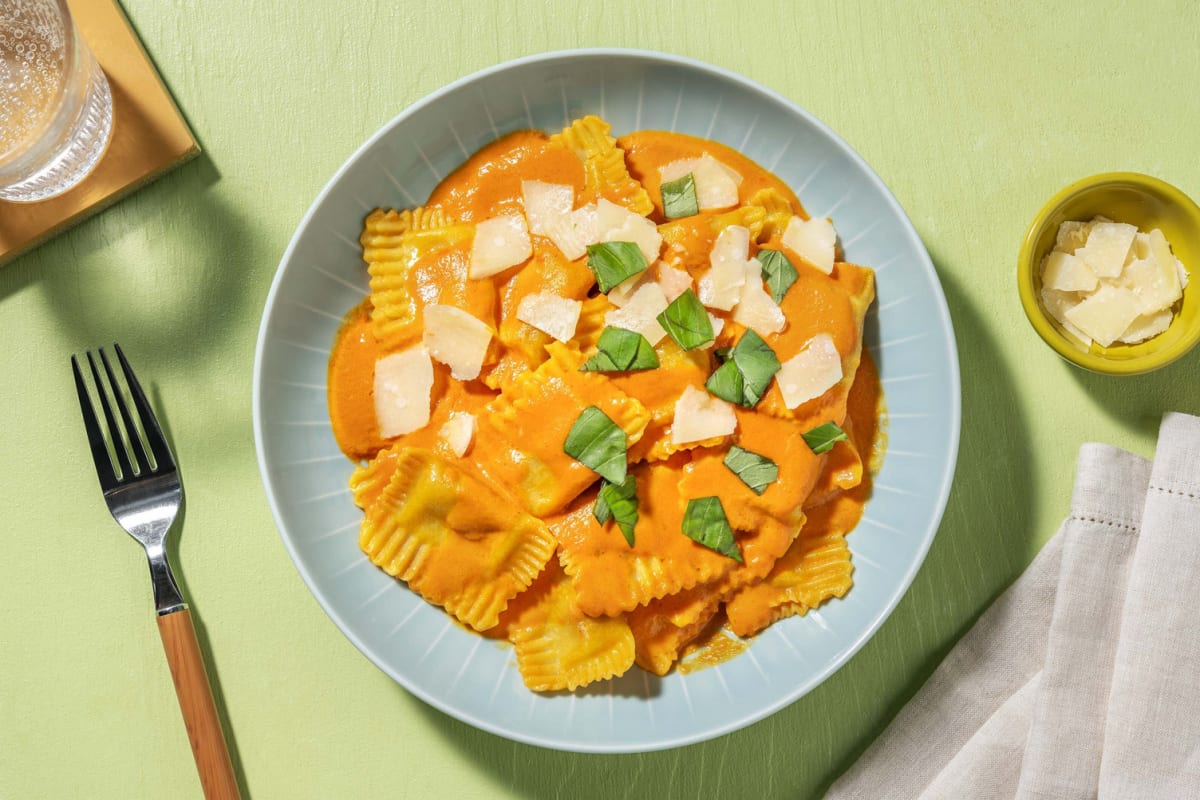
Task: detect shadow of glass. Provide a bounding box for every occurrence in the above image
[27,159,263,464]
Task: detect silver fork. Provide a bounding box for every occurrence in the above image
[73,344,241,800]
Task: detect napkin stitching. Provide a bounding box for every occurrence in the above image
[1067,514,1139,533]
[1149,484,1198,501]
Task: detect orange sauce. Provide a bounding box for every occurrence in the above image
[326,119,887,685]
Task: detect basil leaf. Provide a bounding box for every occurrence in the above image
[580,327,660,372]
[586,241,649,293]
[656,289,714,350]
[681,497,743,562]
[731,330,781,406]
[722,446,779,495]
[594,475,638,546]
[661,173,699,219]
[704,359,744,405]
[564,406,628,483]
[704,329,781,407]
[802,422,849,455]
[757,249,799,304]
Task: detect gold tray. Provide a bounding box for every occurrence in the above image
[0,0,200,266]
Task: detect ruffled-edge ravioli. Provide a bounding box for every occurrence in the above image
[359,448,556,631]
[723,498,857,638]
[507,559,635,692]
[483,343,650,516]
[367,215,491,353]
[365,207,456,350]
[627,514,798,674]
[552,459,740,618]
[550,116,654,215]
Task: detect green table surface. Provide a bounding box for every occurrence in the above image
[3,1,1198,797]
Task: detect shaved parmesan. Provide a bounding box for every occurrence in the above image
[698,225,750,310]
[1055,220,1090,254]
[422,304,493,380]
[657,263,693,301]
[516,291,583,342]
[607,270,653,307]
[521,181,574,236]
[543,203,600,260]
[1041,251,1097,292]
[1040,217,1188,347]
[659,154,741,210]
[438,412,476,457]
[605,282,669,345]
[596,198,662,264]
[1040,287,1092,349]
[1120,309,1173,344]
[469,214,532,278]
[708,313,726,338]
[732,258,787,336]
[777,334,843,410]
[1064,285,1141,347]
[374,346,434,437]
[1076,221,1136,278]
[782,216,837,274]
[671,385,737,445]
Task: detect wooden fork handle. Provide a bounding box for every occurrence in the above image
[157,609,242,800]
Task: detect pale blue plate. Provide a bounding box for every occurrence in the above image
[253,49,960,753]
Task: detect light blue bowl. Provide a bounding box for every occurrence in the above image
[253,49,961,753]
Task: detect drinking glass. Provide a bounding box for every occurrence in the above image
[0,0,113,202]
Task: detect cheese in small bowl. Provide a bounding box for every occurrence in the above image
[1039,217,1188,349]
[1017,172,1200,374]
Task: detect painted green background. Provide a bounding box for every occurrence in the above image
[2,2,1198,798]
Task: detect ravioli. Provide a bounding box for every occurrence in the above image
[326,115,884,693]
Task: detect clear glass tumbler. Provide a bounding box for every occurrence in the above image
[0,0,113,202]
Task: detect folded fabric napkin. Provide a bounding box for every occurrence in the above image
[827,412,1200,799]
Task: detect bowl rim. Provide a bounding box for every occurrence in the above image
[252,47,962,752]
[1017,170,1200,375]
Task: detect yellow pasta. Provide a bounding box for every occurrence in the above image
[724,508,856,638]
[550,115,654,215]
[507,559,636,692]
[746,187,797,241]
[327,115,885,692]
[359,448,556,631]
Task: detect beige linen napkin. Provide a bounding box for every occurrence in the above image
[827,412,1200,799]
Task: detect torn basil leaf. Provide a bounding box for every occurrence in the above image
[704,329,781,407]
[723,446,779,495]
[656,289,714,350]
[757,248,799,304]
[594,474,638,546]
[563,406,628,483]
[586,241,649,293]
[681,497,743,562]
[704,359,745,405]
[580,327,660,372]
[802,422,849,455]
[661,173,699,219]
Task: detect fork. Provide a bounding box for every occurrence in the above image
[72,344,241,800]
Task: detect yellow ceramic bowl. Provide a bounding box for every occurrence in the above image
[1018,172,1200,374]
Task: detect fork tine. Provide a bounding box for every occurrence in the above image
[72,354,119,491]
[99,347,151,474]
[114,343,176,472]
[86,351,134,480]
